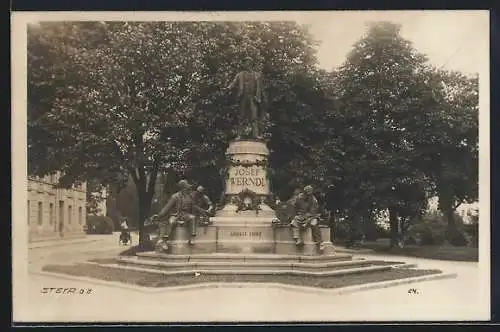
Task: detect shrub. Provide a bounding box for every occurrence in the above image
[463,224,479,248]
[405,211,473,246]
[447,228,470,246]
[331,216,389,243]
[405,212,447,245]
[445,213,472,247]
[331,218,349,242]
[362,221,389,241]
[86,215,115,234]
[406,222,446,245]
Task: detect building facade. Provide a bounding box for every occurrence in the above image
[28,172,87,242]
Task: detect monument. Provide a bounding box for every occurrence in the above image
[146,57,334,256]
[112,57,452,285]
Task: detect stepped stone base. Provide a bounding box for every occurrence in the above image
[112,252,413,277]
[118,225,428,278]
[114,137,447,283]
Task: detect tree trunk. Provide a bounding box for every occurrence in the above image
[442,206,470,247]
[443,207,456,232]
[104,184,120,227]
[439,189,455,229]
[360,209,372,244]
[438,189,469,246]
[346,210,363,248]
[400,216,410,237]
[137,193,153,246]
[345,212,355,248]
[132,173,157,248]
[389,207,400,248]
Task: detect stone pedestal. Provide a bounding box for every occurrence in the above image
[150,139,335,256]
[152,224,334,256]
[273,225,334,256]
[209,139,276,254]
[167,226,217,255]
[223,139,271,198]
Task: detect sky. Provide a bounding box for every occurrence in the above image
[293,11,489,75]
[21,10,488,75]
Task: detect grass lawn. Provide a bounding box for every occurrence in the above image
[42,262,442,289]
[345,239,478,262]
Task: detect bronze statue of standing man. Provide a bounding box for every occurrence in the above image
[225,57,266,139]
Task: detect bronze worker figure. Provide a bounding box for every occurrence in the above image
[225,57,267,139]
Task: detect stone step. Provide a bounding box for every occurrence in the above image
[100,261,409,277]
[135,252,354,263]
[118,256,397,272]
[116,255,408,274]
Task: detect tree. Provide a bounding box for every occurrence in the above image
[85,178,107,215]
[418,69,479,245]
[322,22,434,247]
[28,22,115,180]
[29,22,211,245]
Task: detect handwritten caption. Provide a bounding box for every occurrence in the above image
[407,288,420,295]
[40,287,93,295]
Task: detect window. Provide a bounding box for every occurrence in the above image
[78,207,83,224]
[27,201,30,224]
[68,205,72,224]
[58,201,64,231]
[49,203,54,225]
[37,202,43,226]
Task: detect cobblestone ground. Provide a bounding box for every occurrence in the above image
[15,234,490,323]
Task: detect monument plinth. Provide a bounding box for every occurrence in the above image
[207,139,276,253]
[212,139,276,223]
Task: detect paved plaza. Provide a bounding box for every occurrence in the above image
[15,233,489,322]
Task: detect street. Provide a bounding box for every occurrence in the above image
[28,233,125,270]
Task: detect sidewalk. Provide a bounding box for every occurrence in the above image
[17,267,488,322]
[28,234,113,250]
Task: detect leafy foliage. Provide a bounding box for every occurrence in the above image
[85,179,107,215]
[86,215,115,234]
[404,210,470,246]
[321,22,433,226]
[420,69,479,230]
[319,22,478,246]
[28,21,478,247]
[28,21,328,244]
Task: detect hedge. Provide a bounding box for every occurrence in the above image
[86,215,115,234]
